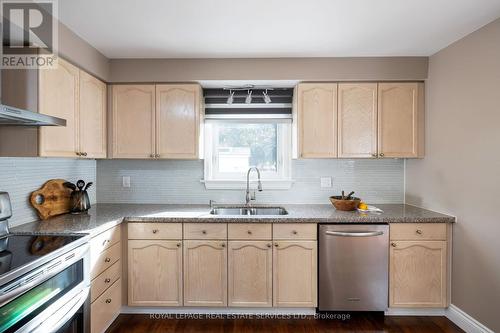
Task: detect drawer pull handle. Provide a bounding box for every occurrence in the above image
[104,257,111,263]
[221,243,226,248]
[416,229,423,234]
[391,242,397,247]
[292,230,298,235]
[267,243,272,248]
[102,239,110,245]
[202,230,207,235]
[105,299,112,304]
[274,243,279,247]
[104,278,111,283]
[247,230,252,235]
[152,229,159,234]
[177,243,181,247]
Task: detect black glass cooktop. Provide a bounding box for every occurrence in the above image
[0,234,83,276]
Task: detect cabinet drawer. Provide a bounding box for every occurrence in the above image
[91,226,121,255]
[390,223,447,241]
[91,279,121,333]
[273,224,317,240]
[91,242,121,279]
[184,223,227,239]
[228,223,272,240]
[128,223,182,240]
[91,260,121,302]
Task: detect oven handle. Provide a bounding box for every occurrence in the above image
[30,286,89,333]
[325,230,384,237]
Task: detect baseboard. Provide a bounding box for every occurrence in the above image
[385,308,446,316]
[446,304,494,333]
[121,306,316,315]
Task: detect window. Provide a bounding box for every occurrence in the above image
[203,120,292,189]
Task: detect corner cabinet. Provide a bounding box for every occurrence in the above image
[295,82,424,159]
[110,83,202,159]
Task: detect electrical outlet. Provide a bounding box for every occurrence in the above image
[320,177,332,188]
[122,176,131,188]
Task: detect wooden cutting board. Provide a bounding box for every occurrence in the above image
[30,179,72,220]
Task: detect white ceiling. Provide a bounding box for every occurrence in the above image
[59,0,500,59]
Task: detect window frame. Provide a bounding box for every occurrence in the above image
[203,119,293,190]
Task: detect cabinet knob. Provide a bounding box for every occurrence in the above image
[104,257,111,262]
[104,278,111,283]
[274,243,279,247]
[76,152,81,156]
[202,230,207,235]
[177,243,181,247]
[105,298,112,304]
[371,153,378,157]
[267,243,272,248]
[152,229,159,234]
[102,239,110,246]
[391,242,397,247]
[416,229,423,234]
[155,154,160,158]
[379,153,385,157]
[247,230,252,235]
[292,230,298,235]
[82,152,88,156]
[221,243,226,248]
[150,154,155,158]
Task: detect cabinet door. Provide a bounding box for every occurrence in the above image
[79,71,107,158]
[111,85,155,158]
[273,241,317,307]
[390,240,447,308]
[338,83,378,158]
[128,240,183,306]
[378,82,424,158]
[228,241,272,307]
[39,59,79,157]
[183,240,227,307]
[156,84,201,159]
[297,83,338,158]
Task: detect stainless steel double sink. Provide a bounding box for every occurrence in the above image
[209,206,288,216]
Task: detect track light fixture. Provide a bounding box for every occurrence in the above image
[263,89,272,104]
[245,90,252,104]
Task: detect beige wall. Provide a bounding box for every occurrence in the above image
[109,57,428,82]
[406,18,500,331]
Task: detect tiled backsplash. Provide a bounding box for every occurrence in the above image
[0,158,96,227]
[97,159,404,205]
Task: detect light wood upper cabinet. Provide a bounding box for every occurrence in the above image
[378,82,424,158]
[39,59,80,157]
[338,83,378,158]
[183,240,227,307]
[390,240,447,308]
[79,71,107,158]
[297,83,338,158]
[273,241,317,307]
[156,84,201,159]
[128,240,183,306]
[228,241,272,307]
[111,85,156,158]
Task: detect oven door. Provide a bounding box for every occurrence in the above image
[0,245,89,333]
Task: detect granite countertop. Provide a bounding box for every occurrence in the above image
[10,203,455,236]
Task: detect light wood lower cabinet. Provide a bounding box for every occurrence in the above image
[91,279,122,333]
[389,240,447,308]
[183,240,227,307]
[128,240,183,306]
[273,241,317,307]
[228,241,273,307]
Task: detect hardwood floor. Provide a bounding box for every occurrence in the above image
[106,313,464,333]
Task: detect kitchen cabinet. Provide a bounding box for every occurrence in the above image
[297,83,338,158]
[128,240,183,306]
[110,83,201,159]
[378,82,424,158]
[0,58,107,158]
[79,70,107,158]
[228,241,272,307]
[338,83,378,158]
[39,59,80,157]
[273,241,317,307]
[91,279,121,333]
[389,223,448,308]
[110,85,156,158]
[183,240,227,307]
[156,84,201,159]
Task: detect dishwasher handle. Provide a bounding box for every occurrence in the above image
[325,230,384,237]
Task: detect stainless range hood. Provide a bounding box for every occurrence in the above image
[0,104,66,126]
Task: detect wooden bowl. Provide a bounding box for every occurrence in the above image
[329,196,361,211]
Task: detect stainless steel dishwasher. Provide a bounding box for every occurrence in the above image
[319,224,389,311]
